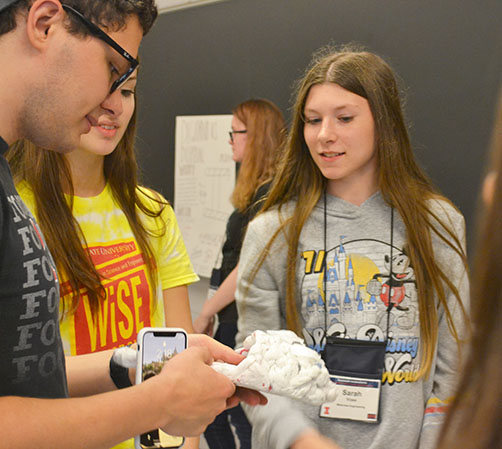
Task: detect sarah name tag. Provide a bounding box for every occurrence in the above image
[320,375,381,423]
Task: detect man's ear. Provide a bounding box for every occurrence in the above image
[25,0,65,50]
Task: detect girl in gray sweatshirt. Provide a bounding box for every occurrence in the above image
[235,46,469,449]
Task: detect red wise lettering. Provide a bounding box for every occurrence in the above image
[72,269,152,354]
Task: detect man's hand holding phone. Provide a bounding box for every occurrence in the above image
[136,330,267,445]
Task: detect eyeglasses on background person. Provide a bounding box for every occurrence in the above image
[229,129,247,143]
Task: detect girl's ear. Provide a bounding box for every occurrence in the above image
[25,0,65,51]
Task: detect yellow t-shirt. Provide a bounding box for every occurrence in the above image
[18,182,199,449]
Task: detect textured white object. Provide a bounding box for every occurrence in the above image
[112,345,137,369]
[212,330,337,405]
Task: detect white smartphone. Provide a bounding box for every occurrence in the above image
[134,327,187,449]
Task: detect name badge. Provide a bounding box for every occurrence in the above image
[320,375,381,423]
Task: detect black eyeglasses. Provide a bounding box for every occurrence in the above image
[229,130,247,142]
[62,4,139,94]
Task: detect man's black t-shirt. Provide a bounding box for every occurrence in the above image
[0,137,67,398]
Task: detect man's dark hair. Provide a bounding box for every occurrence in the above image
[0,0,31,35]
[0,0,158,37]
[63,0,158,37]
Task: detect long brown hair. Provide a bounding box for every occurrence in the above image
[436,91,502,449]
[230,99,286,211]
[7,100,166,318]
[249,45,469,377]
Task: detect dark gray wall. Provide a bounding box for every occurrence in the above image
[136,0,502,253]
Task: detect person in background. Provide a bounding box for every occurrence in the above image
[0,2,265,448]
[435,91,502,449]
[235,46,469,449]
[7,68,200,449]
[194,98,286,449]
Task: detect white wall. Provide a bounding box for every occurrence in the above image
[188,276,210,323]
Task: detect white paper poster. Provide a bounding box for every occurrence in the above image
[174,115,235,278]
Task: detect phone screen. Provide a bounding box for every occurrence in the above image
[138,330,187,449]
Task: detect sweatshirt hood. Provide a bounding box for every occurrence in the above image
[312,191,385,220]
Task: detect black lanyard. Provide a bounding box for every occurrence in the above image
[322,191,394,344]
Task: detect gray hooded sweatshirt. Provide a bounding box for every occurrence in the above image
[236,192,469,449]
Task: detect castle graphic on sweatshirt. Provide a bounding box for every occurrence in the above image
[300,236,420,385]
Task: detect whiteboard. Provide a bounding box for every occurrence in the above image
[174,115,235,278]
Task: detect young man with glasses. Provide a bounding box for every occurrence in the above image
[0,1,265,448]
